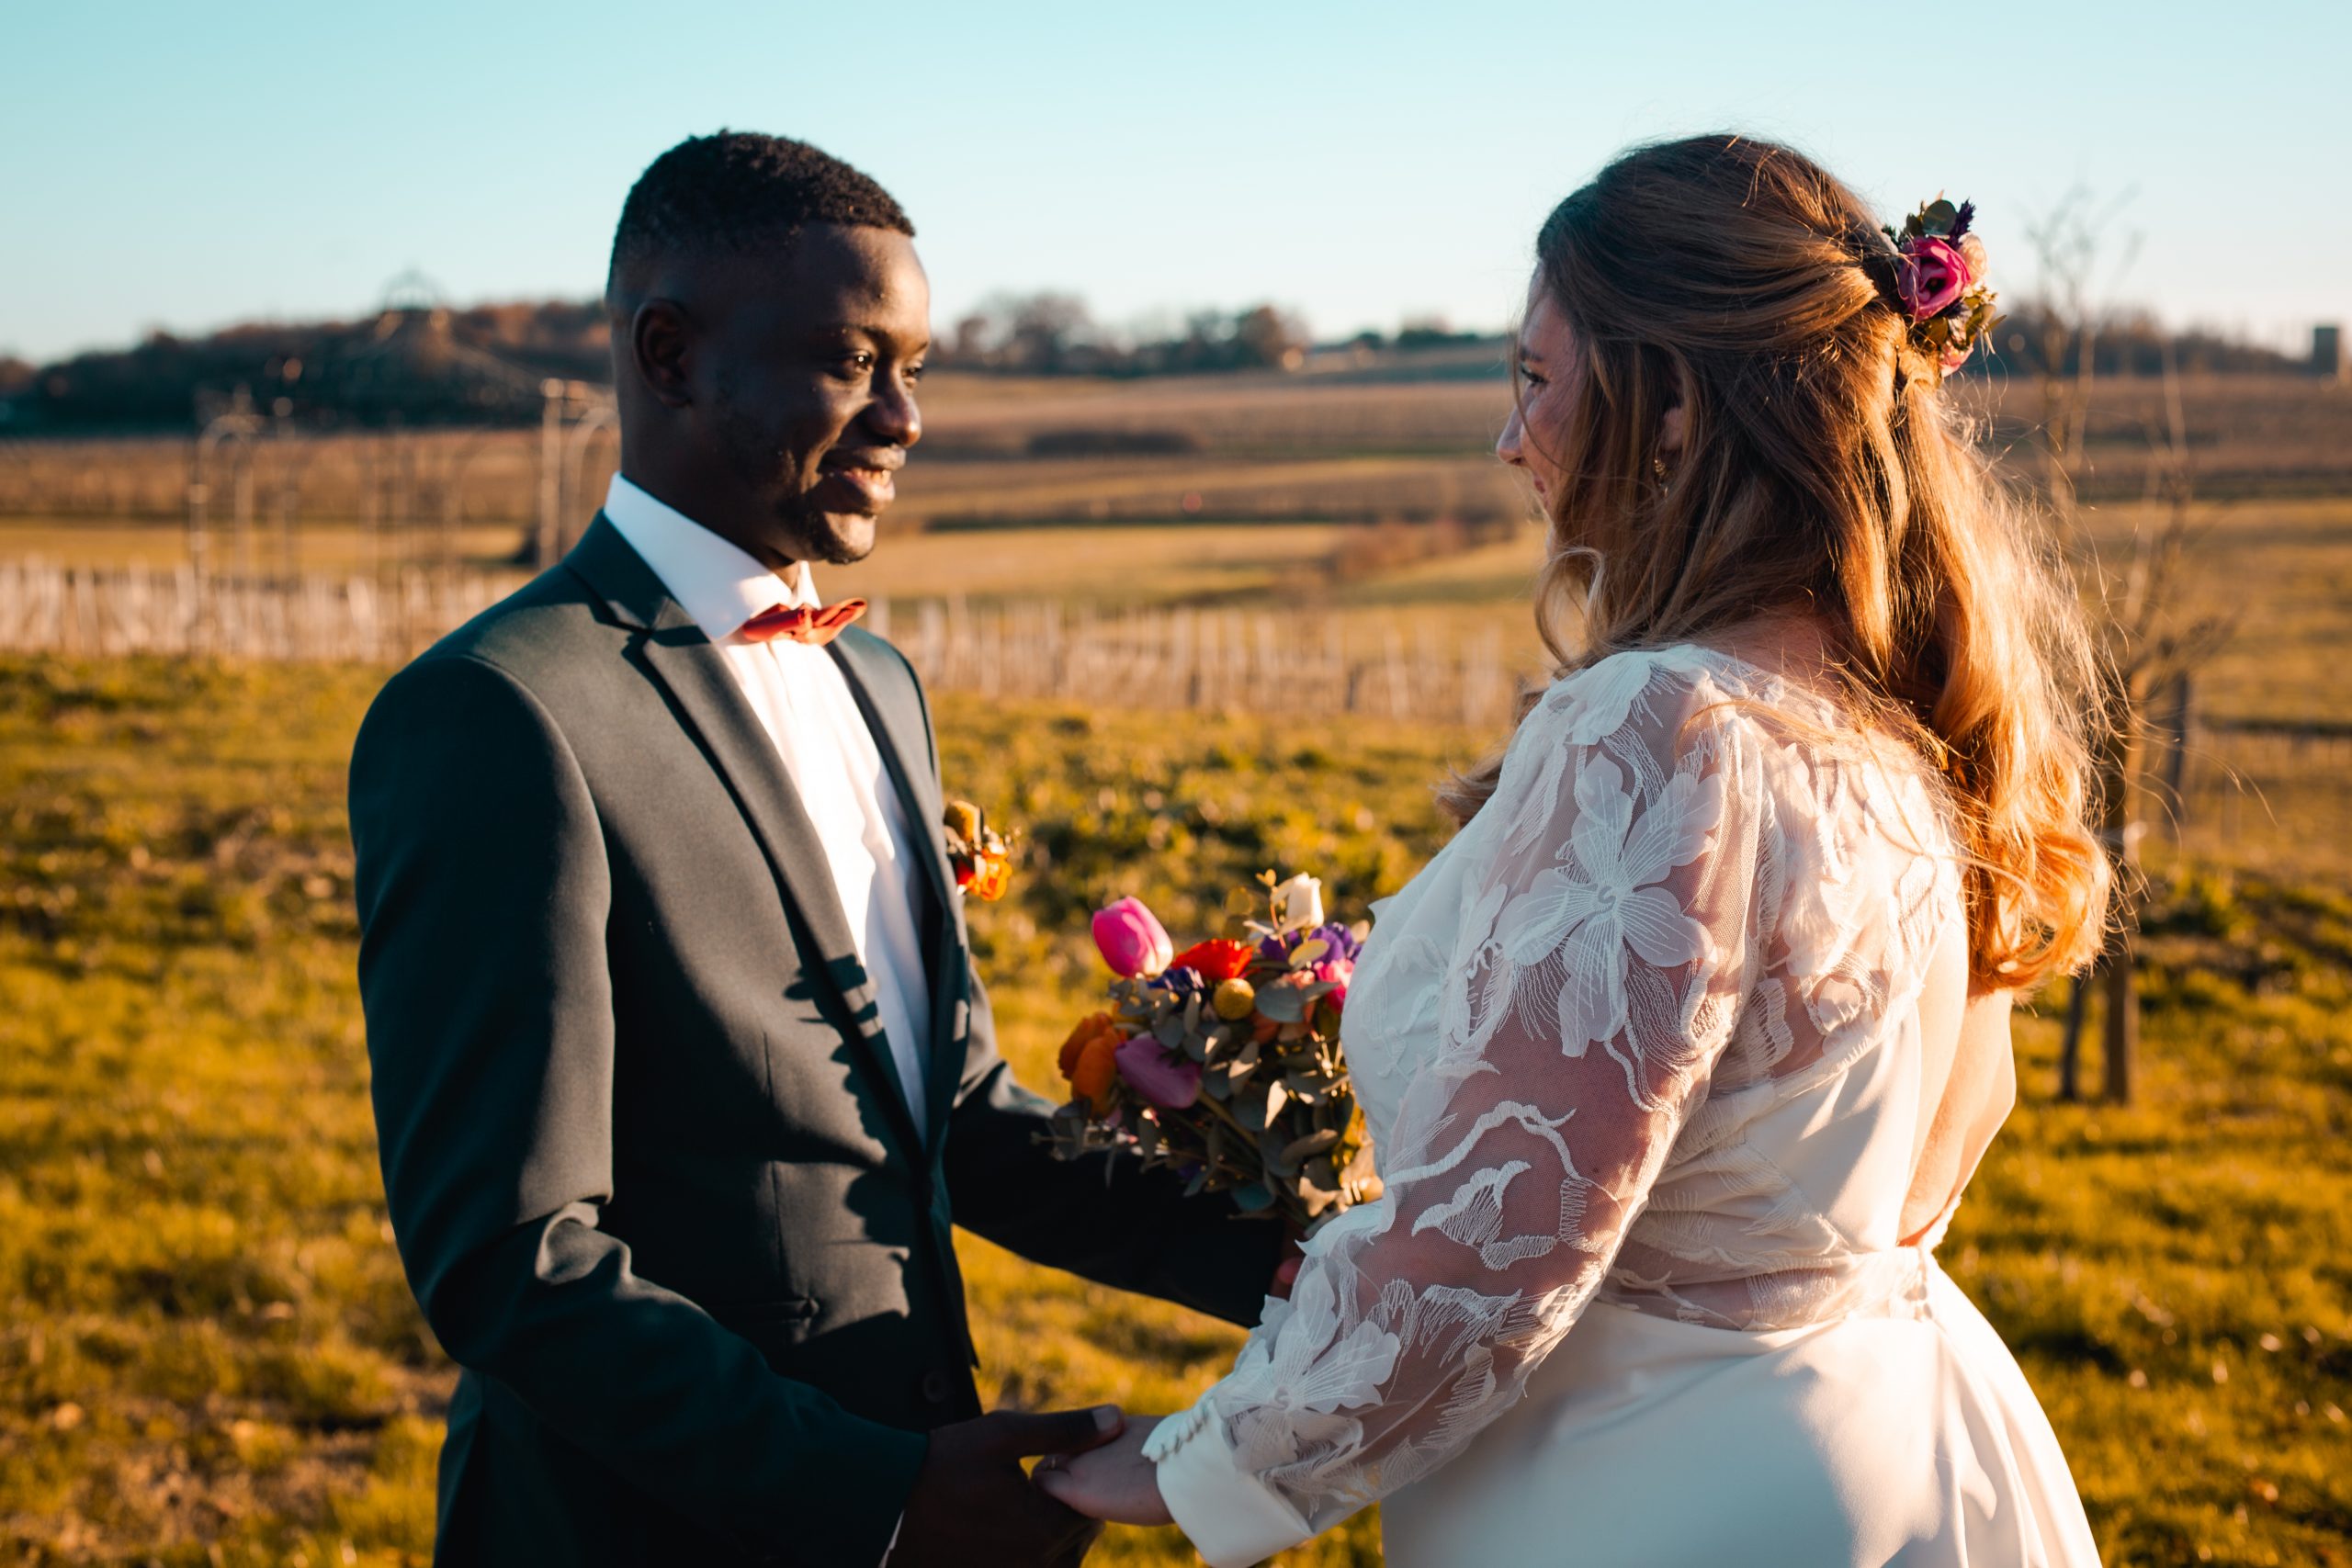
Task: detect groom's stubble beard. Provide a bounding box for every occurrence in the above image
[710,369,881,568]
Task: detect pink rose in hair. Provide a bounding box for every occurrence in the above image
[1896,237,1972,319]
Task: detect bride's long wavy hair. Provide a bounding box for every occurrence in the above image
[1440,134,2109,988]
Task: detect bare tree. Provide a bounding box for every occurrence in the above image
[2024,192,2232,1104]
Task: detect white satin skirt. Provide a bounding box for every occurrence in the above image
[1381,1259,2101,1566]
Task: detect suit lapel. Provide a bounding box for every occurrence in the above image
[830,631,969,1156]
[565,515,927,1156]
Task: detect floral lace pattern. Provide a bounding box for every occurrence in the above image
[1155,647,1962,1531]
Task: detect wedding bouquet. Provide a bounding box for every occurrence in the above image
[1046,871,1382,1235]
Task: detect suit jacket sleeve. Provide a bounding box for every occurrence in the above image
[886,655,1283,1327]
[350,652,924,1568]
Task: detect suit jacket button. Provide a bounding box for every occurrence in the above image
[920,1370,953,1404]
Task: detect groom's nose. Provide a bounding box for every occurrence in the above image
[865,377,922,449]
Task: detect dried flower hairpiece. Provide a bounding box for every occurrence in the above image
[1871,197,1998,376]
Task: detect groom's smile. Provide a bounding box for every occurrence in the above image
[815,442,907,515]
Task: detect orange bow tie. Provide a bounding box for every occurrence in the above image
[737,598,868,647]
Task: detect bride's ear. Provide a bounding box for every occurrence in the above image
[1659,402,1689,454]
[1658,363,1695,454]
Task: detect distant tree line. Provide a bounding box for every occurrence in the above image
[0,290,2313,434]
[0,301,611,434]
[937,294,1315,376]
[1983,304,2301,378]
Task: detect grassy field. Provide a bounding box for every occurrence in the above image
[3,367,2346,544]
[1,656,2347,1566]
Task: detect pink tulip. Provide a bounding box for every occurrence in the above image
[1115,1034,1202,1110]
[1092,897,1174,978]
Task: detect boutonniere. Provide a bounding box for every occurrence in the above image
[943,799,1017,902]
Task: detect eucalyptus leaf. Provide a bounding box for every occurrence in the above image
[1231,1182,1276,1213]
[1281,1128,1343,1167]
[1254,983,1306,1023]
[1264,1079,1290,1124]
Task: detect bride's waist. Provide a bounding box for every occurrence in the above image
[1596,1245,1942,1332]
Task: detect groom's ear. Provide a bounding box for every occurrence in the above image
[628,299,695,410]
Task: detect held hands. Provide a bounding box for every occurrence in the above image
[892,1405,1127,1567]
[1033,1416,1172,1526]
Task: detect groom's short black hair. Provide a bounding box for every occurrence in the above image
[606,130,913,291]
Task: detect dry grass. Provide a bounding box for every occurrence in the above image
[1,660,2346,1566]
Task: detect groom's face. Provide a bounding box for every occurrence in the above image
[698,223,931,567]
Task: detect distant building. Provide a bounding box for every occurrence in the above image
[2316,323,2347,382]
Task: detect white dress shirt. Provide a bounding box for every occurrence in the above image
[602,472,933,1138]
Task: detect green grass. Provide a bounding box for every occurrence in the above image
[0,656,2346,1566]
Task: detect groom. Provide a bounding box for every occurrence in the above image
[349,131,1283,1568]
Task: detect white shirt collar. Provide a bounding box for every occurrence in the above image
[601,472,820,642]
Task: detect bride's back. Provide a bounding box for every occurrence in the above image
[1341,643,2005,1335]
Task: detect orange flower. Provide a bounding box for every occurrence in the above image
[967,853,1012,902]
[1058,1012,1126,1112]
[1168,939,1254,982]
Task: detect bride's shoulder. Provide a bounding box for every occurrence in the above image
[1528,643,1758,751]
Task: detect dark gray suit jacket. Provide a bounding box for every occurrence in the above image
[349,515,1279,1568]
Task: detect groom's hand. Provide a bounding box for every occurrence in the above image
[892,1405,1125,1567]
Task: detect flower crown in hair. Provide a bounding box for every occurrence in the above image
[1867,197,1997,375]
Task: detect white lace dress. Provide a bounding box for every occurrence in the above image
[1146,646,2101,1567]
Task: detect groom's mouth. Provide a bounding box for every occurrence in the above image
[814,451,903,513]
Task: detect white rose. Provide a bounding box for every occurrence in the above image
[1272,874,1325,933]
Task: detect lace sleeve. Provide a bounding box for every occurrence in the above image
[1148,660,1778,1566]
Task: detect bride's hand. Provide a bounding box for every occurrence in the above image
[1032,1415,1171,1526]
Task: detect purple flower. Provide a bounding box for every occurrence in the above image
[1307,922,1362,962]
[1260,920,1362,967]
[1151,965,1208,997]
[1115,1034,1202,1110]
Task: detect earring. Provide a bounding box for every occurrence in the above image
[1651,456,1669,481]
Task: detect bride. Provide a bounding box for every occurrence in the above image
[1036,133,2111,1565]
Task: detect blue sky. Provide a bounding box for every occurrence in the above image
[5,0,2345,362]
